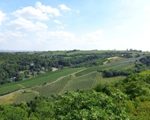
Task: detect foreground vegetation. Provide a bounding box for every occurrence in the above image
[0,50,150,119]
[0,91,128,120]
[0,72,150,120]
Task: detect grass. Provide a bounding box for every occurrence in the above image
[0,89,39,104]
[103,56,124,64]
[75,68,96,77]
[62,72,98,91]
[0,57,135,103]
[131,101,150,120]
[0,69,125,104]
[34,75,73,97]
[0,91,19,104]
[99,57,136,70]
[98,76,126,85]
[33,71,125,97]
[0,60,4,64]
[76,57,137,77]
[0,68,82,95]
[21,68,81,87]
[139,70,150,75]
[14,90,38,104]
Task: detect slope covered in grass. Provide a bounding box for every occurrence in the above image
[0,68,82,95]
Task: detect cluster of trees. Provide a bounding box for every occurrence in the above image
[118,73,150,100]
[99,69,130,77]
[134,55,150,72]
[0,54,53,84]
[139,56,150,66]
[96,72,150,119]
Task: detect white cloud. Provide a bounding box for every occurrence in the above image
[48,31,75,40]
[0,2,75,50]
[13,6,49,21]
[13,2,61,21]
[58,4,71,12]
[53,19,62,25]
[9,17,48,31]
[0,10,6,25]
[0,2,76,50]
[53,20,65,30]
[35,2,61,17]
[83,30,104,42]
[1,1,150,51]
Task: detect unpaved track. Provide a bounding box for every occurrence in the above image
[44,68,86,86]
[0,68,86,101]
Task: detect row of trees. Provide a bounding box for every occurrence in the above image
[99,70,130,77]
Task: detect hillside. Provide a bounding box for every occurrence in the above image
[0,50,150,119]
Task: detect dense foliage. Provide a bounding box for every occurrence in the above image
[139,55,150,66]
[0,90,129,120]
[118,73,150,100]
[96,72,150,119]
[100,69,131,77]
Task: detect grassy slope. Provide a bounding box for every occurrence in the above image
[0,56,137,104]
[33,71,125,98]
[0,68,82,95]
[34,69,84,97]
[99,57,136,70]
[62,72,99,92]
[34,57,135,98]
[0,71,125,104]
[34,76,72,97]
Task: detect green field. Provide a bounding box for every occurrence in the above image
[62,72,99,91]
[0,68,125,104]
[26,71,124,98]
[0,68,82,95]
[34,75,73,96]
[0,55,140,104]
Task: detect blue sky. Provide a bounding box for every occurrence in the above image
[0,0,150,51]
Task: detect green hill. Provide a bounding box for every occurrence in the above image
[0,50,150,119]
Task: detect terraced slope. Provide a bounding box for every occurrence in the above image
[34,69,85,96]
[0,68,82,95]
[33,71,124,97]
[30,57,137,97]
[61,72,99,92]
[0,57,138,104]
[0,68,85,103]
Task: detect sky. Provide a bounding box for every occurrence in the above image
[0,0,150,51]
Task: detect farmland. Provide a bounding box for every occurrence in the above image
[0,67,82,95]
[0,50,150,119]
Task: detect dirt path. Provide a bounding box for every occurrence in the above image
[0,68,86,102]
[43,68,86,87]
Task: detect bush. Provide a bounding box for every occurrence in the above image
[0,90,129,120]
